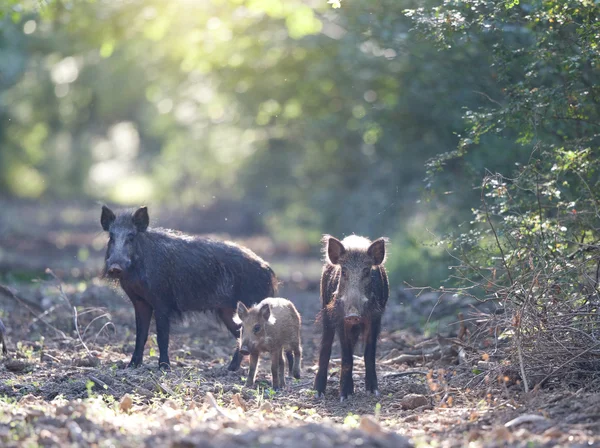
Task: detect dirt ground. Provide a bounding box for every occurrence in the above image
[0,201,599,447]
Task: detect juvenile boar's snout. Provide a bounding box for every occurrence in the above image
[239,344,251,356]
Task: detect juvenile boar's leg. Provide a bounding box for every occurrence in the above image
[217,308,244,371]
[270,349,282,390]
[245,352,259,387]
[129,298,153,368]
[339,329,356,401]
[314,319,335,397]
[155,311,171,370]
[364,316,382,395]
[278,349,286,388]
[291,342,302,379]
[285,350,294,376]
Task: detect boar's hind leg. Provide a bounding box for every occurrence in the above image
[129,298,153,368]
[314,319,335,397]
[155,310,171,370]
[364,315,382,395]
[217,308,243,371]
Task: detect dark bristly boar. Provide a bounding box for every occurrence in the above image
[314,235,389,401]
[235,297,302,390]
[0,317,7,356]
[100,205,278,371]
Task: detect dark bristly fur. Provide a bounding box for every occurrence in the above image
[314,234,389,401]
[101,205,278,371]
[0,317,7,356]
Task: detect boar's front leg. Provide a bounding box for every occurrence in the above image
[245,352,259,387]
[155,309,171,370]
[217,308,244,371]
[364,315,382,395]
[339,328,356,401]
[129,297,153,368]
[314,317,335,397]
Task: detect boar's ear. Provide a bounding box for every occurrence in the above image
[325,235,346,265]
[132,206,149,232]
[368,237,387,266]
[101,206,116,231]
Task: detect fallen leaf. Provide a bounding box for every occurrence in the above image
[232,393,247,412]
[120,394,133,413]
[359,415,384,436]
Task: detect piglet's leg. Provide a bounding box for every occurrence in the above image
[364,315,382,395]
[218,308,243,371]
[246,352,259,387]
[270,350,280,390]
[285,350,294,376]
[278,349,286,389]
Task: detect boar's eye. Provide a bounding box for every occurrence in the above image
[363,267,371,277]
[253,324,261,334]
[341,267,348,277]
[126,233,135,242]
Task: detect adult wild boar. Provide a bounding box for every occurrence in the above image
[313,235,389,401]
[100,205,278,371]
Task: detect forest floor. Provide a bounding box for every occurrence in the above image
[0,201,599,447]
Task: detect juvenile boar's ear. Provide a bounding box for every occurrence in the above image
[259,303,274,323]
[325,235,346,265]
[234,302,248,324]
[101,206,116,231]
[368,238,387,266]
[132,206,149,232]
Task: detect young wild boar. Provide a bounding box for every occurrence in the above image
[314,235,389,401]
[100,205,278,371]
[235,298,302,390]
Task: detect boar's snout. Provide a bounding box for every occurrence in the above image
[107,263,124,278]
[344,313,361,325]
[344,305,362,325]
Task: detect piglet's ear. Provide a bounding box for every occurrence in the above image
[325,235,346,265]
[101,205,116,231]
[259,303,271,321]
[368,238,387,266]
[236,302,248,322]
[132,206,149,232]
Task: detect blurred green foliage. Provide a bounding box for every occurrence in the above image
[2,0,597,291]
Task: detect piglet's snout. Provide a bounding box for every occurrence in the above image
[239,344,251,356]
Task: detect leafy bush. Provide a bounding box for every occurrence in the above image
[408,1,600,387]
